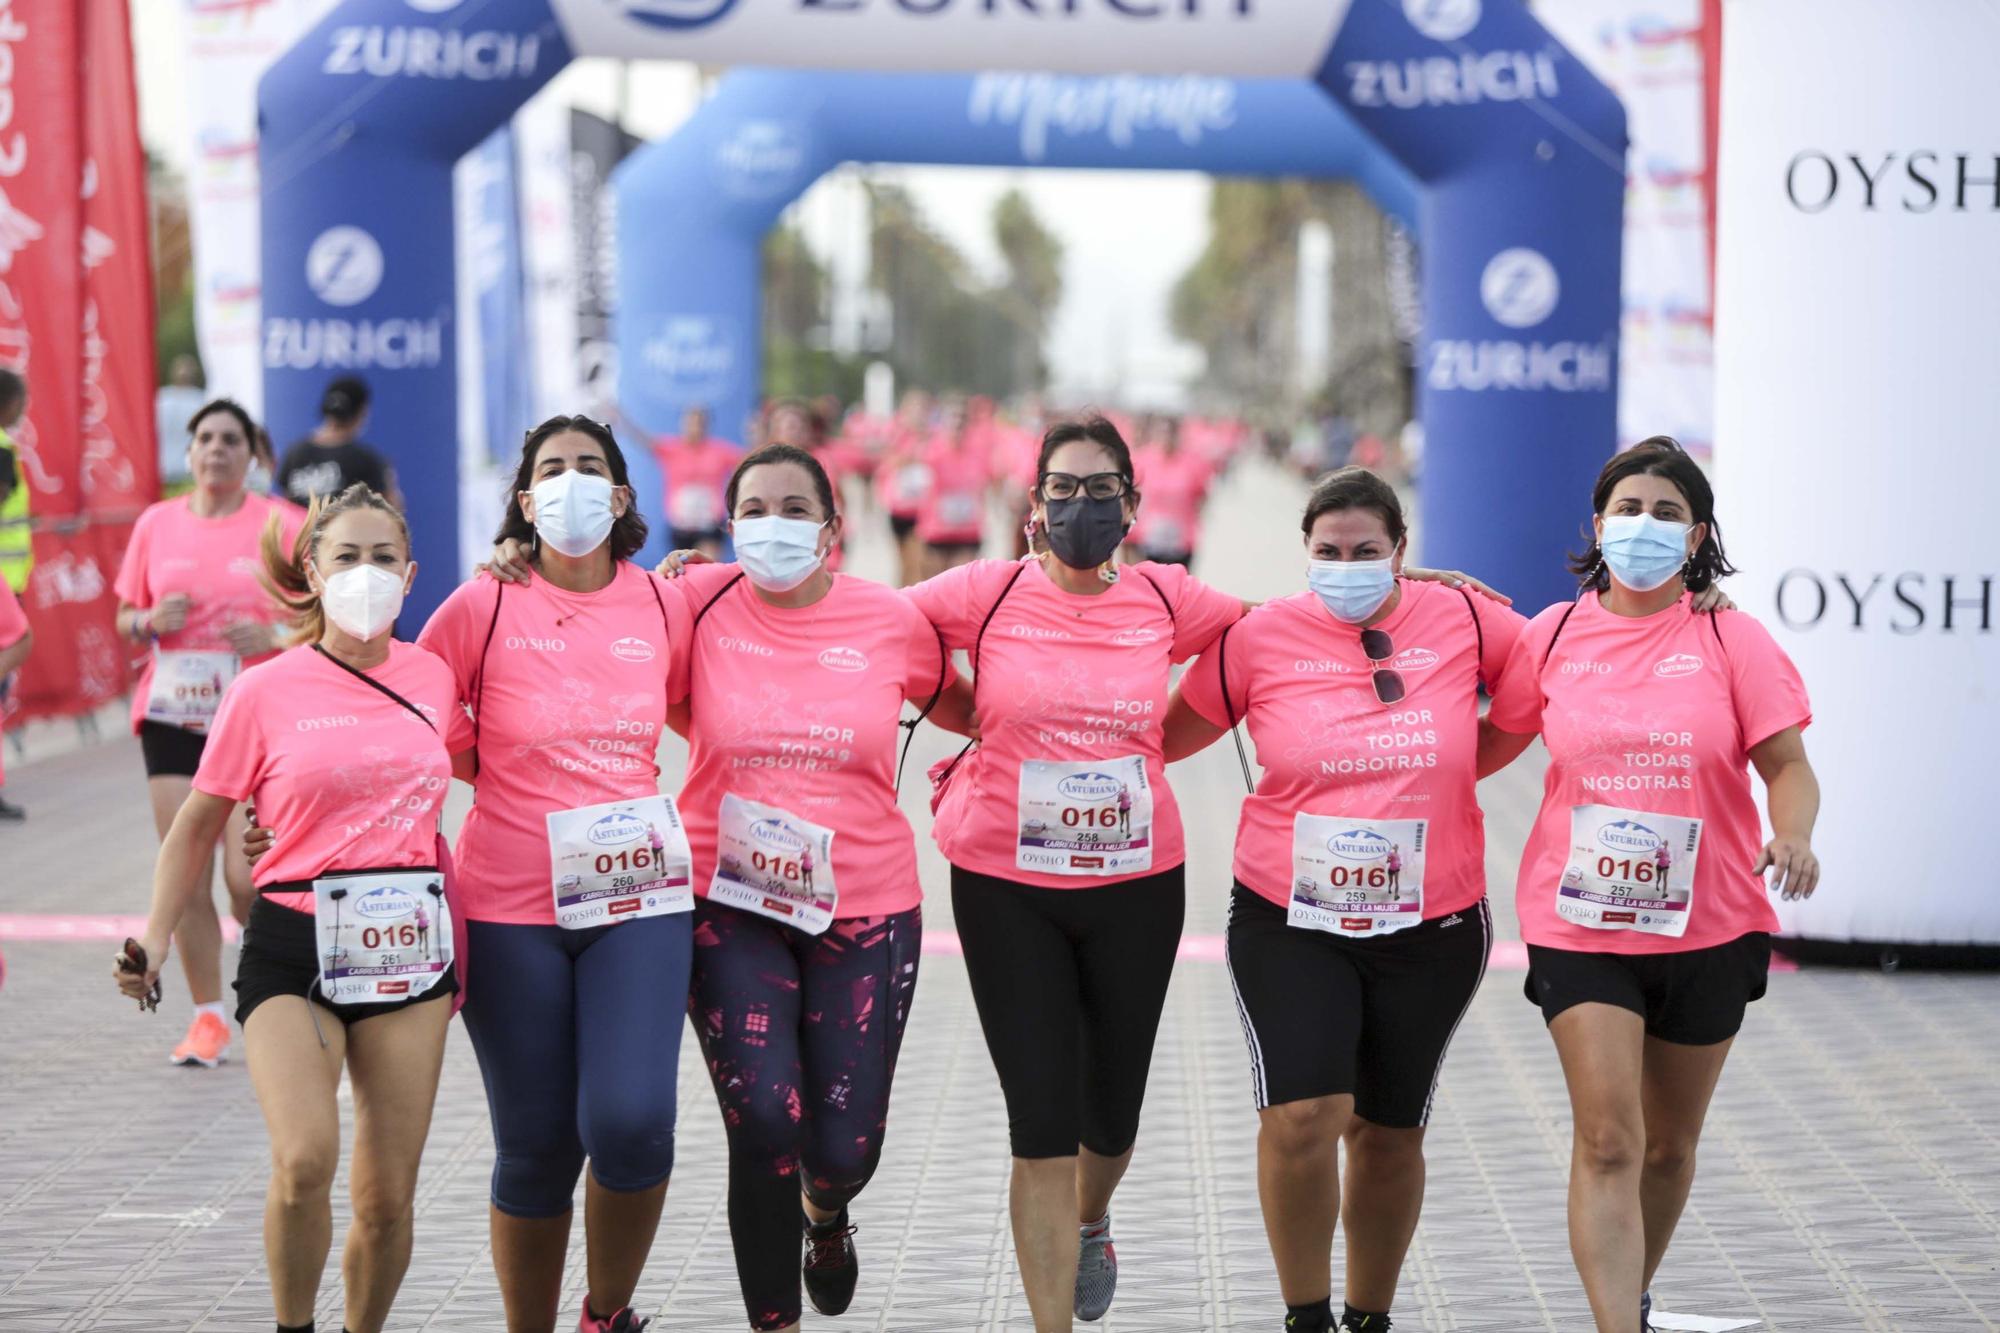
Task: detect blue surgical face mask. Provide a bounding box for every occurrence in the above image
[1599,514,1691,592]
[733,515,827,592]
[1307,557,1397,624]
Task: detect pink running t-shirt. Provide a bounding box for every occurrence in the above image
[1179,582,1526,919]
[1132,448,1213,556]
[416,564,694,925]
[671,564,951,919]
[907,557,1243,889]
[916,437,990,545]
[874,428,932,519]
[653,435,740,535]
[114,494,307,734]
[193,641,467,914]
[0,578,26,786]
[1488,593,1812,954]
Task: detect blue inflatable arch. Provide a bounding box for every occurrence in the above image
[261,0,1625,622]
[614,68,1419,523]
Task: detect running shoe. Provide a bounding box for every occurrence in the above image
[802,1207,859,1317]
[170,1011,230,1067]
[0,794,24,820]
[1641,1291,1654,1333]
[1074,1212,1117,1321]
[577,1302,651,1332]
[1338,1315,1393,1332]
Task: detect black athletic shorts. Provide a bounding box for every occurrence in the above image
[889,514,917,541]
[926,540,982,563]
[1523,932,1770,1046]
[234,893,456,1028]
[669,527,726,551]
[138,721,207,778]
[1142,548,1192,568]
[1225,884,1491,1127]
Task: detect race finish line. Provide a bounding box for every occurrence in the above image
[0,915,1798,974]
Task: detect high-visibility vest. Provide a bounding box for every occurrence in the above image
[0,432,30,594]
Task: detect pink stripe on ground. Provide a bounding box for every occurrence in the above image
[0,916,1792,972]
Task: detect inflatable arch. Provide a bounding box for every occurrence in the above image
[612,67,1419,525]
[261,0,1625,621]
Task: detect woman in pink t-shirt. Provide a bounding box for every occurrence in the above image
[1129,416,1213,568]
[915,400,992,577]
[657,443,967,1333]
[1162,467,1525,1333]
[872,391,936,586]
[114,486,466,1333]
[904,415,1248,1330]
[1483,438,1820,1333]
[113,397,305,1070]
[420,415,695,1333]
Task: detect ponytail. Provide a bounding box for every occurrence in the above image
[260,484,408,646]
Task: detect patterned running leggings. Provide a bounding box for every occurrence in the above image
[688,898,922,1331]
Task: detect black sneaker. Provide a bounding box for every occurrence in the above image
[1339,1315,1393,1332]
[802,1207,859,1317]
[1641,1291,1654,1333]
[0,795,24,822]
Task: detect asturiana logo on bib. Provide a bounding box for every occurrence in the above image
[610,637,655,663]
[1392,647,1440,672]
[588,812,648,847]
[1654,654,1703,678]
[1328,829,1393,861]
[1597,819,1663,854]
[354,886,417,920]
[1057,772,1125,803]
[750,819,809,855]
[817,646,869,673]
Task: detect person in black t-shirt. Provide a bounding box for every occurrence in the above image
[275,377,401,508]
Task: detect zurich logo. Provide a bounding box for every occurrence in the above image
[1597,819,1663,854]
[305,226,384,308]
[1480,247,1560,329]
[1328,830,1393,862]
[1057,773,1124,802]
[616,0,741,29]
[751,819,809,855]
[1403,0,1481,42]
[353,886,417,920]
[405,0,467,12]
[589,812,648,847]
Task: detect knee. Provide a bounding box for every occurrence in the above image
[1345,1120,1426,1172]
[1260,1097,1347,1160]
[270,1142,337,1208]
[491,1139,585,1218]
[1643,1134,1697,1178]
[584,1107,677,1193]
[723,1088,804,1164]
[803,1132,884,1208]
[350,1173,415,1233]
[1574,1118,1644,1177]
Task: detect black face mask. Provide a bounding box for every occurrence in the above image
[1043,495,1129,570]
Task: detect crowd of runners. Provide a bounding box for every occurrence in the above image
[101,389,1819,1333]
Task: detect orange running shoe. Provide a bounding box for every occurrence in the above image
[170,1011,231,1068]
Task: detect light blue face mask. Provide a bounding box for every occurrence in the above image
[1599,513,1691,592]
[1307,557,1397,624]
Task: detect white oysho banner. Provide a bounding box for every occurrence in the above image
[548,0,1347,78]
[1713,0,2000,945]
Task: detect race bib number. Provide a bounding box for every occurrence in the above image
[1557,805,1703,937]
[1146,518,1187,554]
[1289,815,1426,938]
[937,491,980,528]
[710,793,837,934]
[1016,756,1153,875]
[314,869,453,1006]
[546,795,694,930]
[668,484,722,532]
[145,650,239,731]
[894,463,933,504]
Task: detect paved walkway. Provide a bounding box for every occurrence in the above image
[2,458,1996,1331]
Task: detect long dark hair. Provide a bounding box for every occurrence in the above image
[495,414,649,561]
[1568,436,1736,592]
[724,443,837,521]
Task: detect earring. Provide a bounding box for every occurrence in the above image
[1098,558,1121,585]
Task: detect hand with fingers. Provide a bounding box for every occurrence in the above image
[112,935,166,1012]
[1402,566,1513,606]
[654,548,717,580]
[1755,835,1820,901]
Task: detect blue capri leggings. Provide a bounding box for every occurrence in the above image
[462,912,692,1217]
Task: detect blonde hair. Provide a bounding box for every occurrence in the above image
[261,484,410,645]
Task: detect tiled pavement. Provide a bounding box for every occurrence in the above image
[2,459,1996,1331]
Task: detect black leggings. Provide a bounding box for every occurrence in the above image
[688,898,922,1332]
[951,865,1185,1160]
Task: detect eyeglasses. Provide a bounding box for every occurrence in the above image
[1038,472,1130,502]
[1359,628,1406,705]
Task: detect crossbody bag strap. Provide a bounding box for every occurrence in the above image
[470,580,504,754]
[1455,584,1488,692]
[1216,622,1254,792]
[895,621,953,793]
[312,644,437,734]
[933,562,1029,790]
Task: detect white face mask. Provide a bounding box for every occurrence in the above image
[530,471,617,558]
[733,515,827,592]
[317,563,407,641]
